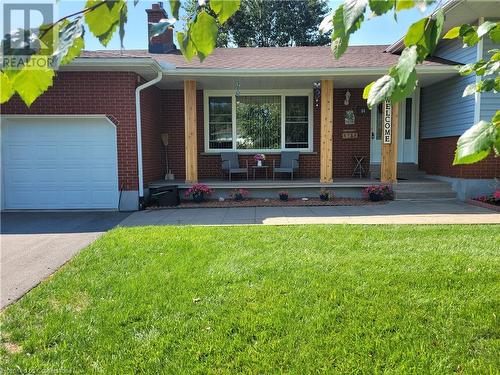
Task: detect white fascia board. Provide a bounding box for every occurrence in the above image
[68,58,168,72]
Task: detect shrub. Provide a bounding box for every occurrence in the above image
[474,189,500,206]
[230,188,249,201]
[319,189,333,201]
[184,183,213,201]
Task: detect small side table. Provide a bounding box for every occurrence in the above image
[252,165,269,180]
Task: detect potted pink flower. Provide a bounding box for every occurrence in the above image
[278,190,289,201]
[230,188,249,201]
[254,153,266,167]
[363,184,394,202]
[184,183,213,202]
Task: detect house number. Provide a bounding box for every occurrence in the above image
[383,100,392,144]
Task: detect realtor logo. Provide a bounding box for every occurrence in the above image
[1,0,56,69]
[383,100,392,144]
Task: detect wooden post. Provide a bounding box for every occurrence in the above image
[380,100,399,183]
[320,80,333,183]
[184,80,198,183]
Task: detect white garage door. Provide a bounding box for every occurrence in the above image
[2,117,119,209]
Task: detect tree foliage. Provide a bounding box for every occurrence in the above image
[0,0,240,107]
[216,0,330,47]
[320,0,499,165]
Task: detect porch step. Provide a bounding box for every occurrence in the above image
[394,179,457,200]
[370,163,426,180]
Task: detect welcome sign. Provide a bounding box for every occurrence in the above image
[383,100,392,144]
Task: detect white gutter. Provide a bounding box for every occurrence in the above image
[135,70,162,201]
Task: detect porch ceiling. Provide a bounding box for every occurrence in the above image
[157,70,456,90]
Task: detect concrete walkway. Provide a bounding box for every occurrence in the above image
[120,200,500,226]
[1,211,129,308]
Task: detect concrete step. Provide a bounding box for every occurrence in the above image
[395,191,457,200]
[370,163,427,180]
[393,179,457,200]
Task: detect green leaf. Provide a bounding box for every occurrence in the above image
[363,81,374,100]
[477,21,497,38]
[366,75,396,108]
[368,0,394,16]
[391,69,418,102]
[489,26,500,44]
[394,45,417,86]
[477,78,496,92]
[396,0,414,11]
[119,2,127,48]
[343,0,367,32]
[51,18,84,67]
[149,18,176,40]
[459,24,479,47]
[331,4,363,59]
[11,57,55,107]
[462,83,477,97]
[0,71,15,103]
[443,26,460,39]
[169,0,180,19]
[84,0,123,47]
[453,120,498,164]
[190,11,218,60]
[210,0,240,24]
[177,30,197,61]
[404,17,427,46]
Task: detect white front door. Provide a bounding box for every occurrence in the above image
[1,117,119,209]
[370,93,418,164]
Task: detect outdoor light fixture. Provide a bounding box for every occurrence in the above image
[313,82,321,107]
[235,80,241,103]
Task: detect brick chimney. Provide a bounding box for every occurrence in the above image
[146,2,175,53]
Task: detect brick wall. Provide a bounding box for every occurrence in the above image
[160,87,370,180]
[140,85,165,184]
[1,71,140,190]
[419,136,500,178]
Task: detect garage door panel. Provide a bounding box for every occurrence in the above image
[2,118,119,209]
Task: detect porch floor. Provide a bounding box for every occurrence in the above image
[149,177,437,189]
[151,178,379,189]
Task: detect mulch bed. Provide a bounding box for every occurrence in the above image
[467,199,500,212]
[147,198,389,209]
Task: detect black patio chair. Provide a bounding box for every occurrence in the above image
[221,152,248,181]
[273,151,299,180]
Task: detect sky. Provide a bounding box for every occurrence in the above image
[55,0,437,51]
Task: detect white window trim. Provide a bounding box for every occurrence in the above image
[204,89,314,153]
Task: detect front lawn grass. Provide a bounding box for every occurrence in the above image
[1,225,499,373]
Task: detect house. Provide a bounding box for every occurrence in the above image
[1,1,499,211]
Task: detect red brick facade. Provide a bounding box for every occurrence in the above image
[3,72,496,192]
[160,88,370,180]
[1,71,140,190]
[419,136,500,179]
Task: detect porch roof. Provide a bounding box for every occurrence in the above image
[80,45,456,71]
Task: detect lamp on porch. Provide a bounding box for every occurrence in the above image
[313,82,321,107]
[161,133,175,180]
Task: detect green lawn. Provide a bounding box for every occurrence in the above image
[1,225,499,373]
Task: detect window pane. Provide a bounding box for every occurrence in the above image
[405,98,412,140]
[208,97,232,149]
[285,96,309,148]
[236,96,281,150]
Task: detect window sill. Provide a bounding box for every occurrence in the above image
[200,151,317,156]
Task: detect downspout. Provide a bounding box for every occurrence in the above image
[135,70,162,208]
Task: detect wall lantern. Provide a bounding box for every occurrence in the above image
[313,82,321,107]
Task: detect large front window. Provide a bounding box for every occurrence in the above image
[205,91,312,152]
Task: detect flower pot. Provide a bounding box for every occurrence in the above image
[257,160,262,167]
[234,194,244,201]
[193,193,204,202]
[369,192,382,202]
[320,194,329,201]
[279,195,288,201]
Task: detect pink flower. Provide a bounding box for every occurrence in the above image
[185,183,213,198]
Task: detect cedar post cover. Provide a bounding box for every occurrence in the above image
[320,80,333,183]
[380,100,399,183]
[184,80,198,183]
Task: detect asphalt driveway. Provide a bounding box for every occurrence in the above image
[1,211,129,308]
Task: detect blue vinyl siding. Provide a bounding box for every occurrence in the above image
[420,38,477,139]
[479,38,500,121]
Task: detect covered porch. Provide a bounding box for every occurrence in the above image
[152,65,456,194]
